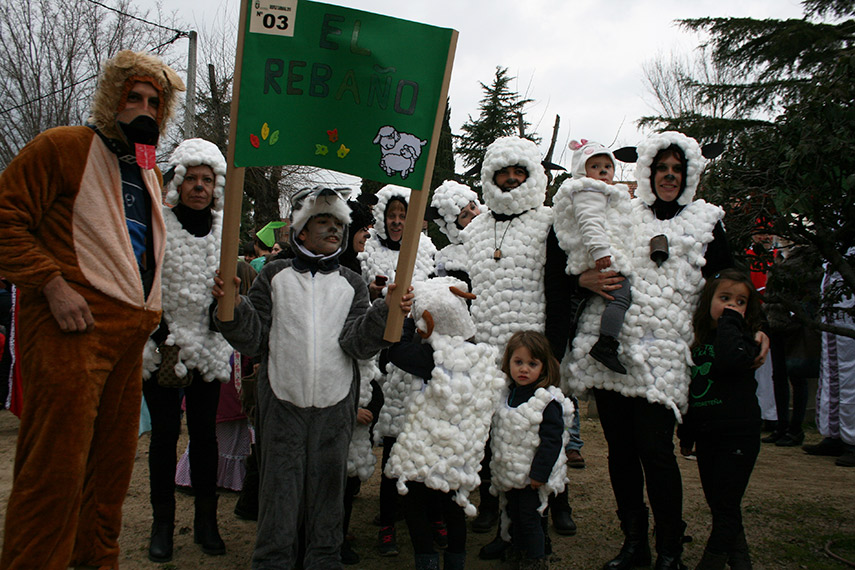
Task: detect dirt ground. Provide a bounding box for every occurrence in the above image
[1,400,854,569]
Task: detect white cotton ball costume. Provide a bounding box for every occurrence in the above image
[384,278,506,517]
[430,180,484,276]
[347,357,381,481]
[363,184,437,440]
[359,184,436,288]
[448,137,553,347]
[554,131,724,419]
[490,385,575,540]
[143,138,231,383]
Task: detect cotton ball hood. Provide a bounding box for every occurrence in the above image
[633,131,705,207]
[481,137,547,215]
[164,138,227,211]
[373,185,410,241]
[431,180,480,245]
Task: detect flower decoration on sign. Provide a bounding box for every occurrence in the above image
[337,144,350,158]
[250,134,260,149]
[315,144,329,156]
[262,123,270,140]
[327,128,338,143]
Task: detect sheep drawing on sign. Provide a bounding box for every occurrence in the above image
[373,125,426,180]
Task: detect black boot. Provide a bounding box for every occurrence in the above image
[603,507,651,570]
[234,445,259,521]
[728,529,752,570]
[653,520,687,570]
[695,547,728,570]
[590,335,627,374]
[148,502,175,563]
[478,527,511,560]
[471,483,499,533]
[195,495,226,555]
[549,490,577,536]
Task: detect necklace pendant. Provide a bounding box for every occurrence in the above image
[493,248,502,260]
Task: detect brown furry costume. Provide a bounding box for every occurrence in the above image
[0,51,184,570]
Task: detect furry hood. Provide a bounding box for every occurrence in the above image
[373,185,410,241]
[570,140,616,180]
[89,50,185,141]
[290,187,353,238]
[431,180,481,245]
[481,137,547,216]
[164,139,227,212]
[634,131,706,207]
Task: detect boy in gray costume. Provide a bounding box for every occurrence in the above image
[213,187,413,569]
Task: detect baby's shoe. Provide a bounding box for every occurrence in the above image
[590,335,627,374]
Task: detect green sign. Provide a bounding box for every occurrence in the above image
[234,0,455,190]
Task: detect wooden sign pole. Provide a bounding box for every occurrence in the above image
[216,0,250,322]
[383,30,458,342]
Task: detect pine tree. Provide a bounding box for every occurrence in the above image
[644,0,855,333]
[455,66,538,174]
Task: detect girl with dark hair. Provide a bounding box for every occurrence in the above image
[489,331,574,570]
[679,269,763,570]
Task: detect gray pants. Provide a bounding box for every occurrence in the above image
[600,275,632,339]
[253,375,356,569]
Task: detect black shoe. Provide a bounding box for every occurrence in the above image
[761,431,785,444]
[603,508,650,570]
[377,525,399,556]
[654,553,687,570]
[775,431,805,447]
[552,508,577,536]
[803,437,844,456]
[432,519,448,549]
[590,335,627,375]
[478,534,511,560]
[836,449,855,467]
[341,540,360,565]
[148,521,174,563]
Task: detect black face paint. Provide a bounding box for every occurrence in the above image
[117,115,159,146]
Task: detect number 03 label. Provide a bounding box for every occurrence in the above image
[249,0,298,37]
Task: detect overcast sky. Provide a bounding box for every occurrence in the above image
[156,0,805,179]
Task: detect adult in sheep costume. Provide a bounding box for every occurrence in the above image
[552,131,734,570]
[360,184,436,298]
[385,276,505,569]
[0,50,183,569]
[141,138,233,561]
[449,137,552,348]
[430,180,483,276]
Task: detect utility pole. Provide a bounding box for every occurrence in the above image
[184,30,197,138]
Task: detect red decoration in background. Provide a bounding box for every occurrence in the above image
[250,134,260,148]
[327,129,338,143]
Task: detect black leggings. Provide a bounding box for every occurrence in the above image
[695,430,759,554]
[505,487,548,560]
[143,369,221,506]
[403,482,466,555]
[594,389,683,551]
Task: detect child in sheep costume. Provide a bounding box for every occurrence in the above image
[140,138,233,561]
[557,131,733,570]
[385,277,505,569]
[0,50,183,569]
[489,331,574,568]
[552,140,633,375]
[430,180,483,277]
[215,187,399,568]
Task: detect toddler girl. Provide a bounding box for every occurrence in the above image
[679,269,763,570]
[490,331,574,570]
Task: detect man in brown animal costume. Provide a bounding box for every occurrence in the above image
[0,50,184,570]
